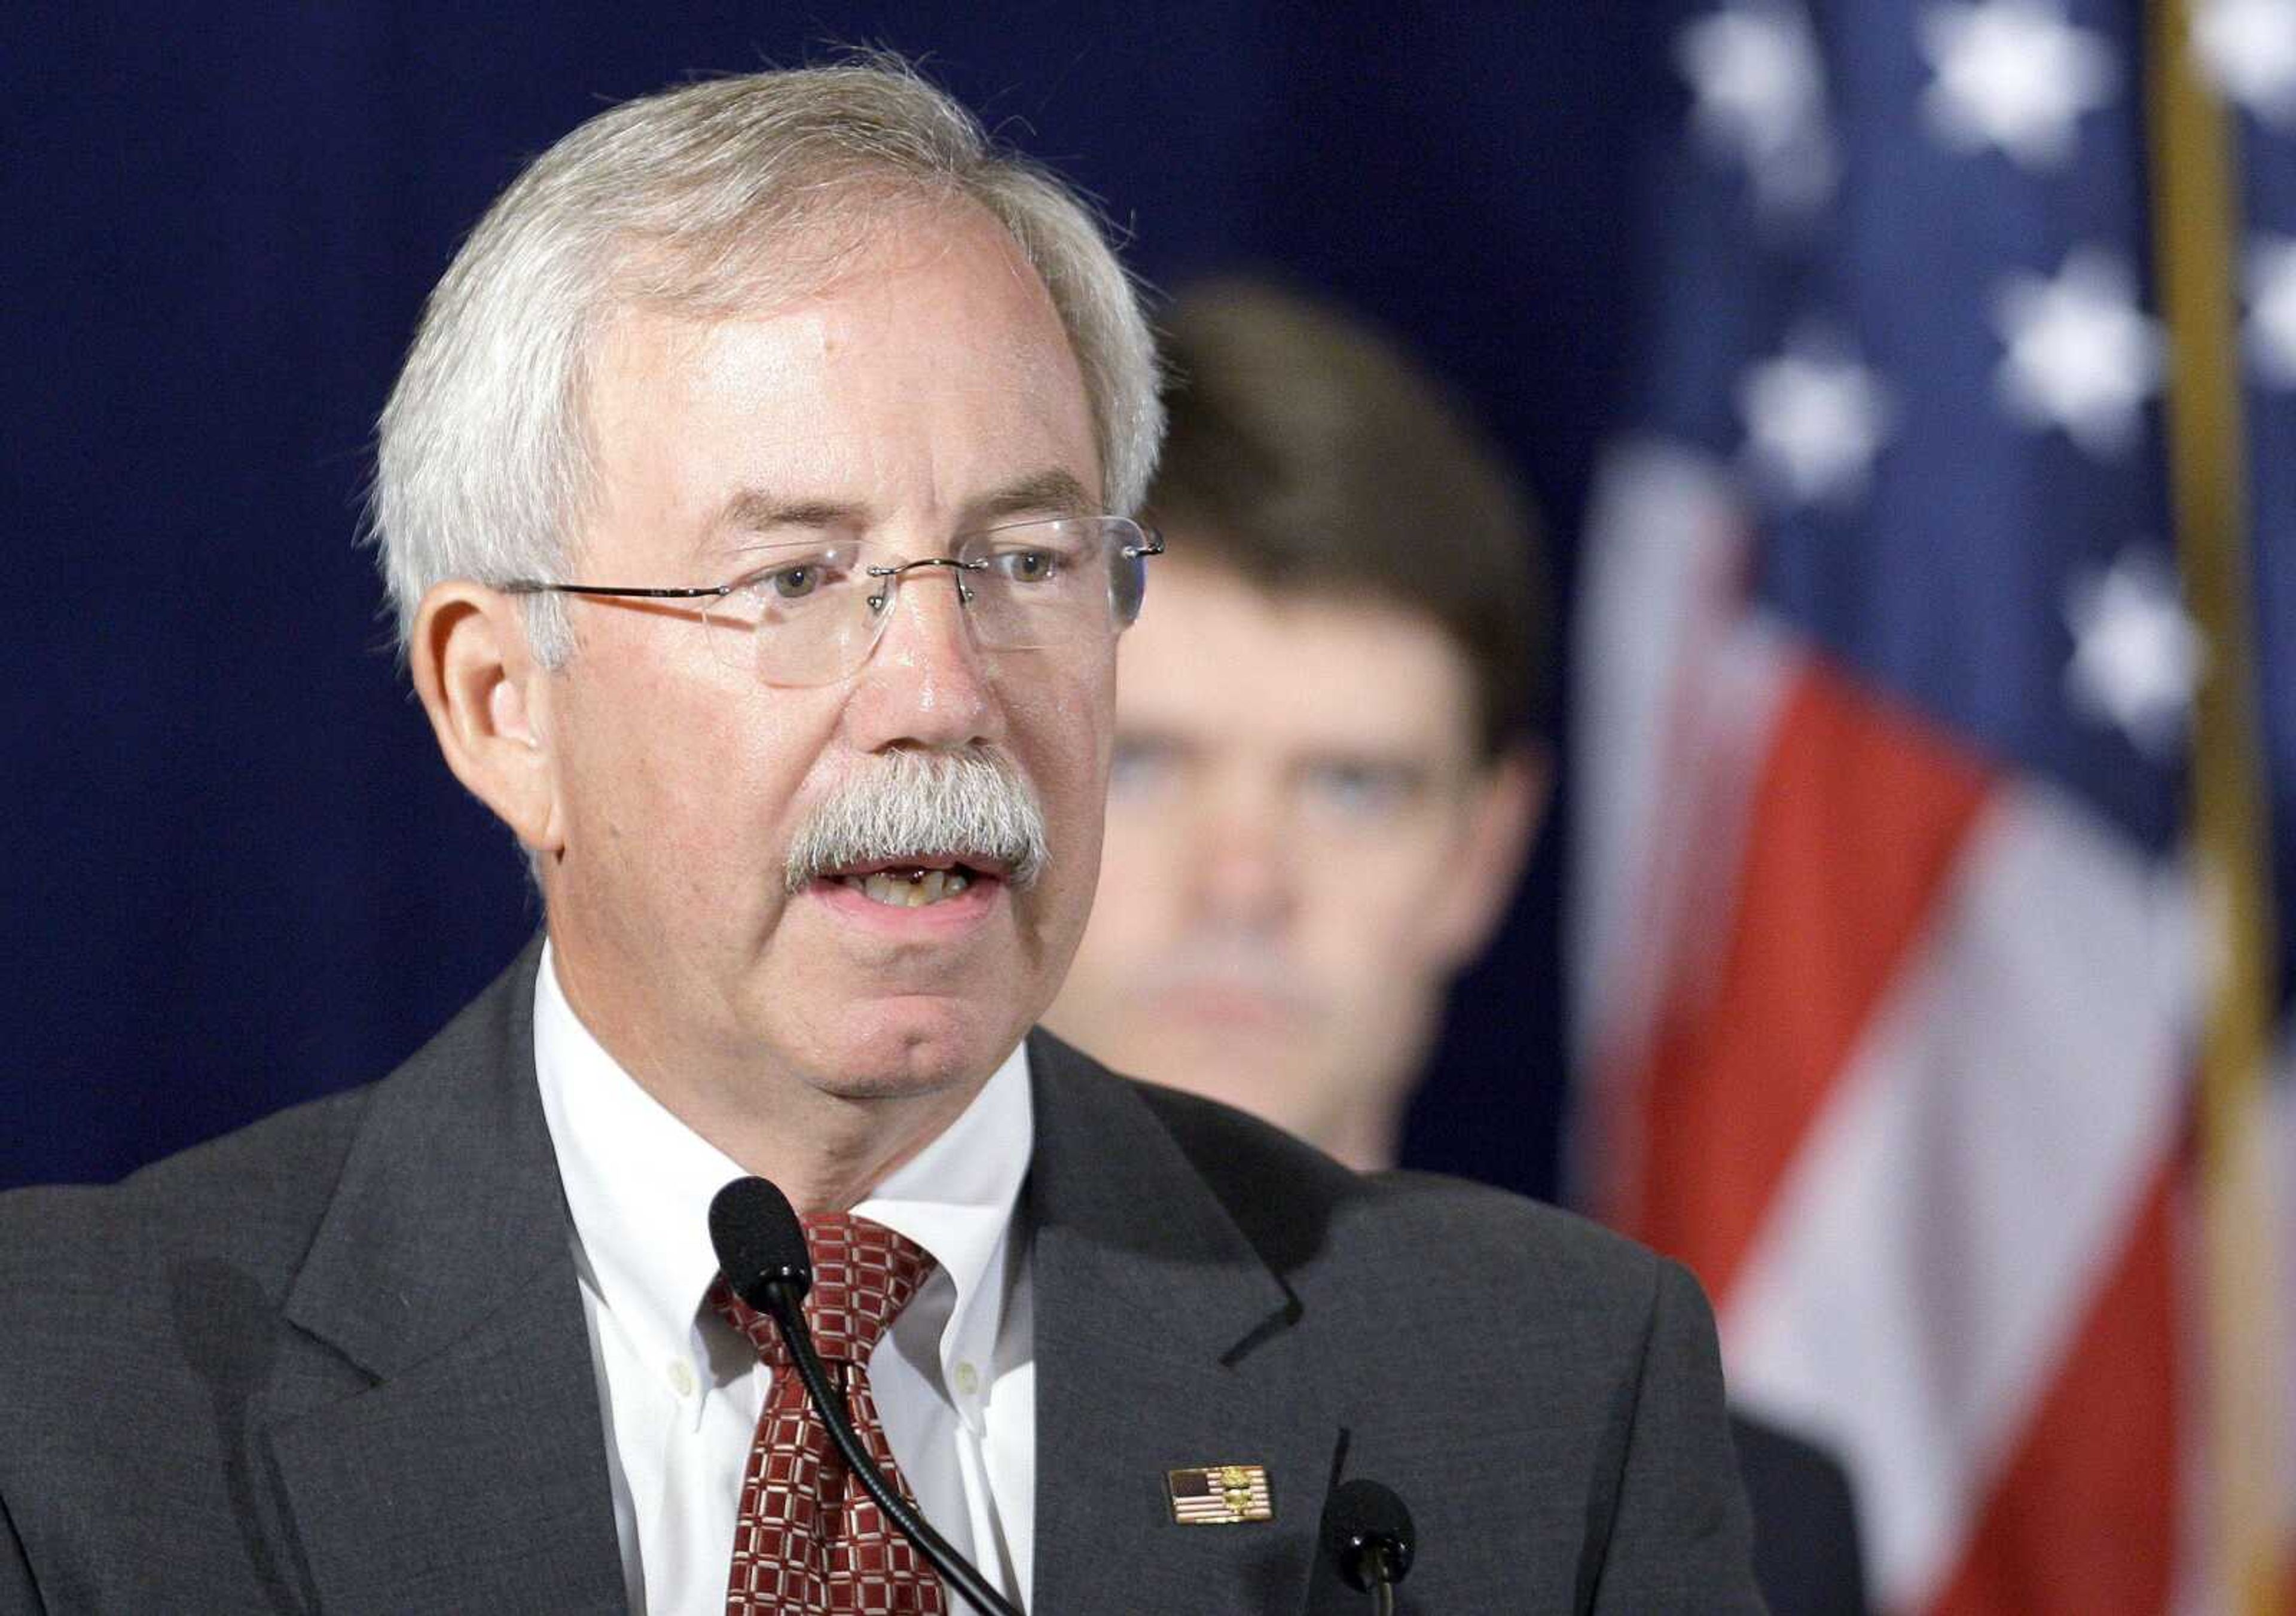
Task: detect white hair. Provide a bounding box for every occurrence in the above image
[367,56,1164,665]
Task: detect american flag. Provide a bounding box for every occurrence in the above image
[1571,2,2296,1611]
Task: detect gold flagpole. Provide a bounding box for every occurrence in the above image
[2148,2,2286,1609]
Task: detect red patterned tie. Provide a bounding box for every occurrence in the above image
[709,1212,949,1615]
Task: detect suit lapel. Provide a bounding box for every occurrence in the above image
[1025,1034,1340,1615]
[268,942,628,1614]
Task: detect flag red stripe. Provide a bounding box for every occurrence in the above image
[1617,656,1995,1305]
[1928,1154,2179,1616]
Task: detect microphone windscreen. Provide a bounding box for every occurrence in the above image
[1322,1477,1416,1591]
[709,1175,814,1309]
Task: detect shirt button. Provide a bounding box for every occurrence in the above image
[954,1361,981,1397]
[667,1358,697,1398]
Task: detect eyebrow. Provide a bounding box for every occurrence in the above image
[714,490,865,538]
[969,468,1098,525]
[707,467,1099,554]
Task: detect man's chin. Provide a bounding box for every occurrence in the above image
[794,998,1028,1099]
[1144,983,1316,1042]
[1082,1014,1314,1088]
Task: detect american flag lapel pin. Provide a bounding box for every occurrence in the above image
[1166,1462,1275,1524]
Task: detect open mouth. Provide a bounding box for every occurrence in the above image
[825,856,1003,909]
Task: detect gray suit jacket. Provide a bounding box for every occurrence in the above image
[0,949,1759,1612]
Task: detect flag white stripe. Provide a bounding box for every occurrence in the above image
[1571,441,1757,1074]
[1569,444,1794,1206]
[1726,780,2194,1609]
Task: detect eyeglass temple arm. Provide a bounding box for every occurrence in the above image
[499,581,734,600]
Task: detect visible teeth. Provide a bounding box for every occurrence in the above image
[844,868,973,907]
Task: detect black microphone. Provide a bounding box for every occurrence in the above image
[709,1176,1022,1616]
[1322,1477,1416,1613]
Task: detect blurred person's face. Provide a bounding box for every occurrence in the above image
[423,202,1115,1164]
[1044,554,1541,1169]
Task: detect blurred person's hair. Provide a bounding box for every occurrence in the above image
[369,54,1163,665]
[1147,278,1548,757]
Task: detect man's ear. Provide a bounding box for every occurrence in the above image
[408,583,566,855]
[1427,742,1550,968]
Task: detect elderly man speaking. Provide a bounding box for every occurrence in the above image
[0,60,1760,1615]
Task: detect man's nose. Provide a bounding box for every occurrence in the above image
[1189,775,1298,928]
[844,563,1001,749]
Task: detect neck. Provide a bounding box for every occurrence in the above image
[1320,1091,1405,1173]
[662,1075,981,1211]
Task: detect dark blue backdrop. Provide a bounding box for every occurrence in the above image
[1,6,1672,1199]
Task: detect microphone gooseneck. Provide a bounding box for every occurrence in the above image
[706,1176,1022,1616]
[1322,1477,1416,1614]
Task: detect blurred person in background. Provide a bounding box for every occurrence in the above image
[1047,276,1871,1616]
[1047,277,1544,1172]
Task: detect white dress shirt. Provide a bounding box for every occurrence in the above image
[533,943,1038,1614]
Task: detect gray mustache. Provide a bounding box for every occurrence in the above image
[784,747,1049,894]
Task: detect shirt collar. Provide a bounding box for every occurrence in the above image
[532,940,1033,1414]
[857,1020,1034,1416]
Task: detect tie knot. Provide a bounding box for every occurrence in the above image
[712,1212,936,1370]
